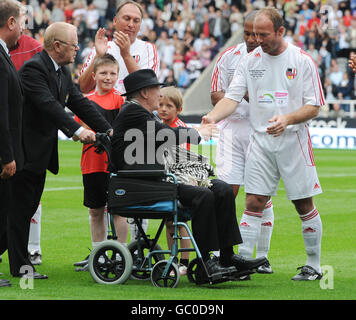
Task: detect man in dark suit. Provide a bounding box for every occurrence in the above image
[111,69,268,284]
[0,0,27,288]
[4,22,112,279]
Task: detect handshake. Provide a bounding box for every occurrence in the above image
[194,115,219,141]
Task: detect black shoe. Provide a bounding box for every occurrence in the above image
[31,272,48,279]
[0,279,11,287]
[292,265,322,281]
[196,259,236,285]
[73,255,90,267]
[14,271,48,279]
[222,254,268,274]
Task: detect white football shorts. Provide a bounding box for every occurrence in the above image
[215,118,251,185]
[244,126,322,200]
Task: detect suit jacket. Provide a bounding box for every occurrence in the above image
[111,101,201,171]
[0,45,24,171]
[209,17,230,37]
[19,50,111,175]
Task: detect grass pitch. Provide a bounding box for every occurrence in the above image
[0,141,355,300]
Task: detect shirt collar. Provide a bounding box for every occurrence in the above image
[0,38,10,56]
[48,54,60,71]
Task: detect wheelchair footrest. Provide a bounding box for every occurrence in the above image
[208,268,236,283]
[195,268,237,285]
[228,269,256,281]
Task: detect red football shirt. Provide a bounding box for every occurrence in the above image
[75,89,124,174]
[9,34,42,70]
[169,117,190,151]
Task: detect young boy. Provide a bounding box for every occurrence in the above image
[158,86,191,275]
[74,54,126,267]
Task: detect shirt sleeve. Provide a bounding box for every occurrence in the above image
[225,58,248,103]
[0,62,12,164]
[80,46,96,76]
[302,53,325,107]
[211,51,229,93]
[143,42,160,75]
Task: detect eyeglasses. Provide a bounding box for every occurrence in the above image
[55,39,79,49]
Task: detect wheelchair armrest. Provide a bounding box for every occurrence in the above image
[114,170,168,178]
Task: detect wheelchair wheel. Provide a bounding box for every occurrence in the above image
[127,240,165,280]
[88,240,133,285]
[150,260,180,288]
[187,258,199,284]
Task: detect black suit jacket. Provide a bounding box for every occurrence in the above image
[111,101,201,171]
[0,45,24,171]
[19,50,111,175]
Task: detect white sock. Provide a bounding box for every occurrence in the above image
[300,207,322,273]
[129,218,148,242]
[212,251,220,257]
[238,209,263,258]
[28,203,42,254]
[256,200,274,258]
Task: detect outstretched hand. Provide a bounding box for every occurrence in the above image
[194,122,219,141]
[201,114,215,125]
[95,28,108,57]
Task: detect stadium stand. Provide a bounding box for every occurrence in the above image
[21,0,356,117]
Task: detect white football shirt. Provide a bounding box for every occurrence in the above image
[81,39,160,94]
[225,43,325,132]
[211,43,249,120]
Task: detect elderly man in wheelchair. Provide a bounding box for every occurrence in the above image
[101,69,268,286]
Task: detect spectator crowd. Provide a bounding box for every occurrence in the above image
[21,0,356,115]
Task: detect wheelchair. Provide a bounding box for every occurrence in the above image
[86,133,236,288]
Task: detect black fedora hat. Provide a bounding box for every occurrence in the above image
[122,69,165,96]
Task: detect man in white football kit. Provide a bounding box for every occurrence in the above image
[77,0,159,259]
[204,7,324,281]
[79,0,160,94]
[211,11,274,274]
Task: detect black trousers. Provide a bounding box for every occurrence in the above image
[0,169,46,276]
[0,179,12,256]
[177,179,242,253]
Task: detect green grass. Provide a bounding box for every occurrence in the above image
[0,141,355,300]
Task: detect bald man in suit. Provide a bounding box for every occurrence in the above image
[5,22,112,279]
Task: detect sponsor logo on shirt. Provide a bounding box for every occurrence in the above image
[258,93,274,104]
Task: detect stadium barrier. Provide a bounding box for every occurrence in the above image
[322,99,356,118]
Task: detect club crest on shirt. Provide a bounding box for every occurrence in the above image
[286,67,297,80]
[132,55,140,63]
